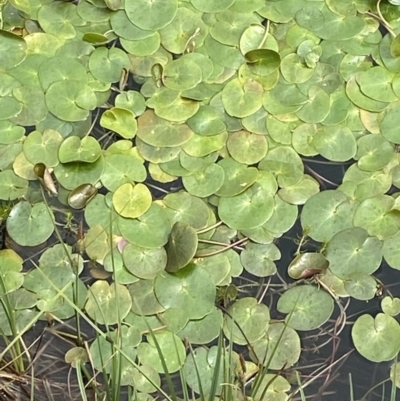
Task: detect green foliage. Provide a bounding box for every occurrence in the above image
[1,0,400,399]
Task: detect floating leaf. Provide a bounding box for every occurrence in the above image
[125,0,178,31]
[222,78,263,118]
[0,30,27,69]
[251,322,301,369]
[277,285,334,331]
[223,297,270,345]
[182,163,224,197]
[113,183,152,219]
[119,202,171,249]
[100,108,137,139]
[0,170,28,200]
[137,330,185,373]
[101,153,146,192]
[123,244,167,280]
[240,242,281,277]
[165,222,198,273]
[59,136,101,164]
[352,313,400,362]
[6,201,54,247]
[46,81,95,122]
[85,281,132,325]
[218,184,274,230]
[154,264,215,320]
[129,279,165,315]
[245,49,281,76]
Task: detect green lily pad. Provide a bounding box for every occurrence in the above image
[132,365,161,394]
[195,254,231,285]
[296,86,330,123]
[380,103,400,143]
[113,183,152,219]
[191,0,234,12]
[11,86,48,126]
[252,373,291,401]
[46,81,96,122]
[84,224,110,264]
[240,242,281,277]
[89,325,140,381]
[23,129,63,167]
[280,53,314,84]
[227,130,268,165]
[296,6,325,31]
[346,76,389,112]
[159,7,207,54]
[54,157,104,190]
[6,201,54,247]
[129,278,165,315]
[163,191,209,229]
[163,56,202,91]
[0,249,24,295]
[312,124,357,162]
[101,153,146,191]
[219,184,274,230]
[89,47,130,83]
[38,2,83,40]
[0,97,22,121]
[137,110,193,147]
[125,0,178,31]
[0,30,27,69]
[383,231,400,270]
[357,66,397,102]
[223,297,270,345]
[258,146,303,188]
[177,307,223,345]
[187,105,226,136]
[353,195,400,239]
[58,136,101,164]
[85,281,131,325]
[137,330,185,374]
[352,313,400,362]
[216,158,258,197]
[0,170,28,200]
[121,33,161,57]
[356,134,394,171]
[344,273,377,301]
[222,78,263,118]
[115,90,146,117]
[100,108,138,139]
[154,264,215,319]
[165,222,198,273]
[180,131,227,157]
[301,190,357,242]
[110,10,155,40]
[278,174,320,205]
[381,296,400,316]
[251,322,301,369]
[245,48,281,76]
[183,346,227,396]
[211,11,259,47]
[123,243,167,280]
[0,121,24,145]
[38,55,87,91]
[182,163,224,198]
[277,285,334,331]
[118,202,171,249]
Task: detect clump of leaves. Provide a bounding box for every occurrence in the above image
[1,0,400,399]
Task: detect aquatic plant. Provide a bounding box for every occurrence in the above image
[1,0,400,399]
